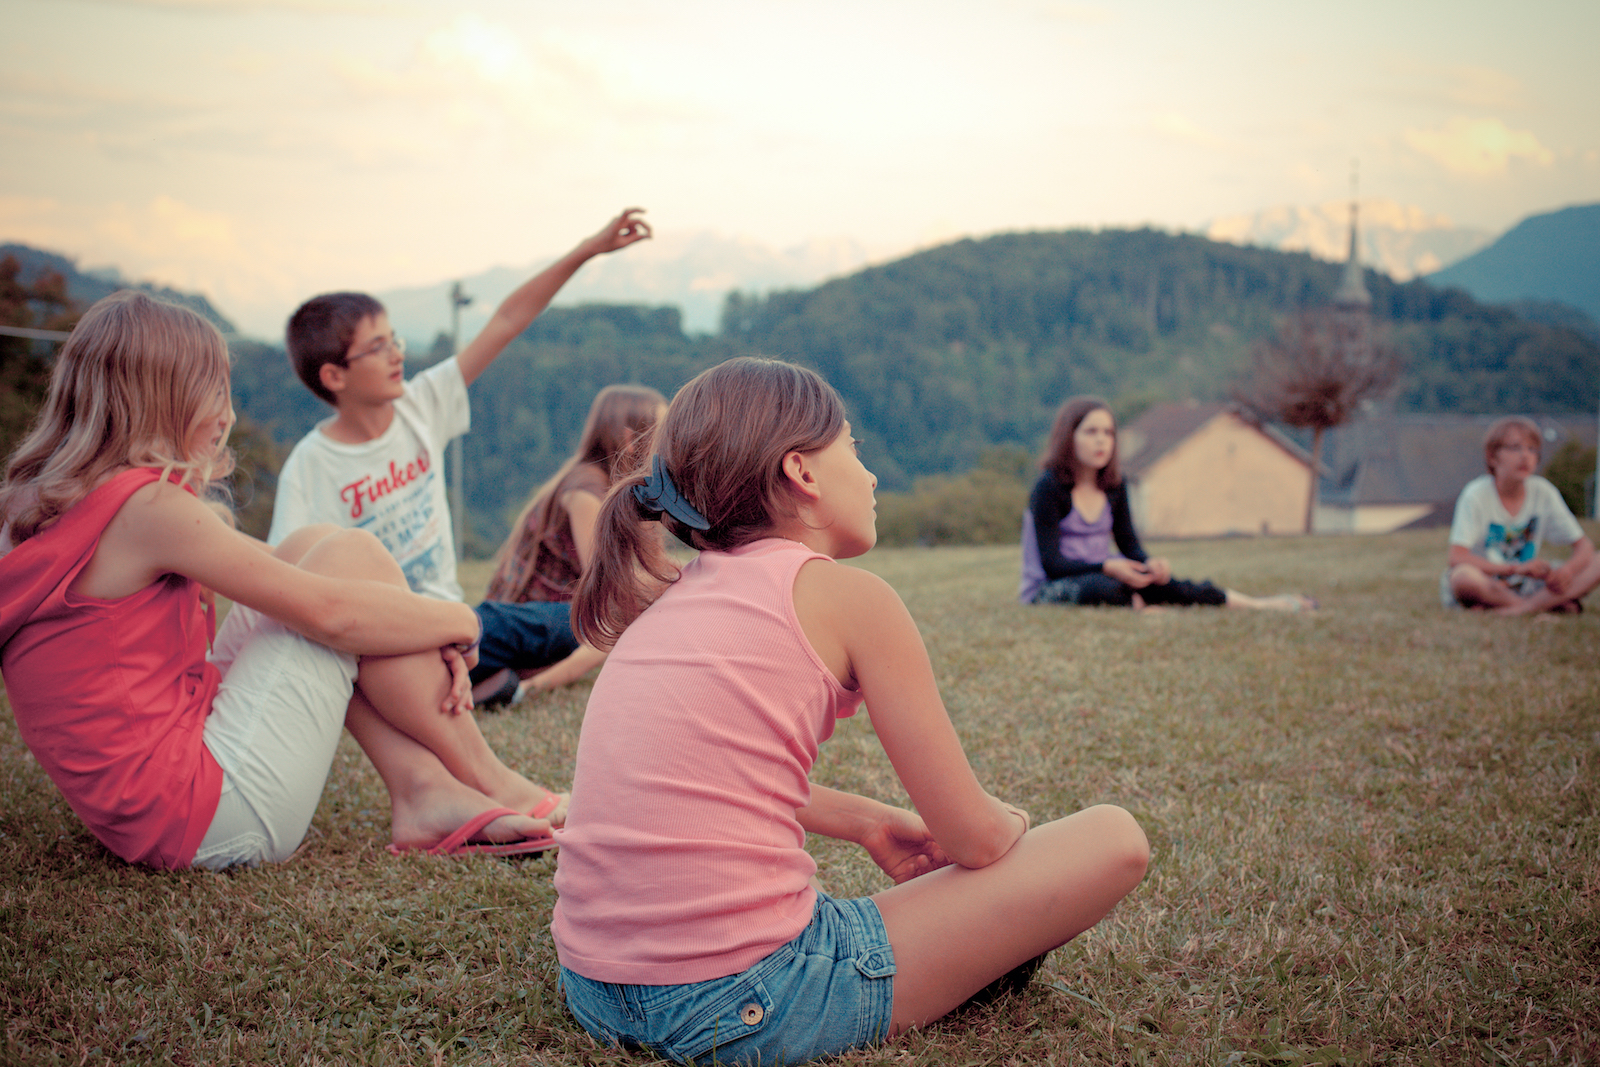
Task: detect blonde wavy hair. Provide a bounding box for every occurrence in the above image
[0,290,234,544]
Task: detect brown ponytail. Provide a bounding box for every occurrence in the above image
[572,357,846,647]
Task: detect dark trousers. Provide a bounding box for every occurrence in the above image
[1033,572,1226,607]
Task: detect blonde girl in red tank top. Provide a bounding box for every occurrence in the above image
[0,291,566,868]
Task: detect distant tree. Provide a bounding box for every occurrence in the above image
[874,446,1031,547]
[0,255,76,462]
[1235,308,1401,533]
[1543,439,1596,519]
[226,413,286,541]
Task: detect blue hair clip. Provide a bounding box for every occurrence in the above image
[632,454,710,531]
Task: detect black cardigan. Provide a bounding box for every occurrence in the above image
[1027,470,1148,580]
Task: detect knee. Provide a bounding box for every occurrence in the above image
[1085,803,1150,886]
[273,523,345,564]
[298,528,405,584]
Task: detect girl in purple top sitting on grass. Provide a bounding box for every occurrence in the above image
[1020,396,1316,611]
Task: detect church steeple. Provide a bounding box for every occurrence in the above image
[1334,160,1372,308]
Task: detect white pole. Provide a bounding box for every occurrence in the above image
[449,281,472,559]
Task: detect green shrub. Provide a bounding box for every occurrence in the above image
[876,447,1031,547]
[1544,438,1597,517]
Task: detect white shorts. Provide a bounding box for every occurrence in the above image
[191,605,359,869]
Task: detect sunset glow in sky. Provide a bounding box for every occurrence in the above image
[1,0,1595,336]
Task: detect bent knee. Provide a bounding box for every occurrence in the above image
[298,527,404,583]
[273,523,345,563]
[1083,803,1150,882]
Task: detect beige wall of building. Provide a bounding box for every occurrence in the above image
[1314,502,1435,535]
[1129,413,1311,538]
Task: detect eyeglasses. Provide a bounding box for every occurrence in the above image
[345,332,406,364]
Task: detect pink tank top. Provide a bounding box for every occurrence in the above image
[0,468,223,868]
[551,538,864,984]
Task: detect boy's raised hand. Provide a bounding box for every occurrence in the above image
[583,208,652,257]
[456,207,652,386]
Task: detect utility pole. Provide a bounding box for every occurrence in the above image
[448,281,473,560]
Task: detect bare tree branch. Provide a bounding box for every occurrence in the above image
[1234,307,1402,532]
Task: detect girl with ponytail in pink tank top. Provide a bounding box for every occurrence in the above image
[551,357,1150,1064]
[0,291,565,870]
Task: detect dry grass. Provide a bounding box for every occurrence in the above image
[2,528,1597,1065]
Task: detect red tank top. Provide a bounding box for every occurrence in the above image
[0,468,223,868]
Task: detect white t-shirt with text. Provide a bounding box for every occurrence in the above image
[268,358,470,602]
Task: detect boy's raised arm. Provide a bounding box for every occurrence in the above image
[455,208,651,386]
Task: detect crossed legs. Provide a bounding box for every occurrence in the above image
[1449,558,1600,615]
[277,526,565,847]
[874,804,1149,1033]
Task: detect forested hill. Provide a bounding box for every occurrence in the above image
[7,230,1596,549]
[716,228,1599,481]
[0,243,235,333]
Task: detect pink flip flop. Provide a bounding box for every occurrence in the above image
[387,807,557,857]
[529,788,568,822]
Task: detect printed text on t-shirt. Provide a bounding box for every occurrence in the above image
[340,452,432,520]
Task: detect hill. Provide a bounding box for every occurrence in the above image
[5,231,1595,549]
[718,228,1600,483]
[0,243,237,334]
[1427,203,1600,324]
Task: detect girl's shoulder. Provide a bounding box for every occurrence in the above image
[561,462,609,498]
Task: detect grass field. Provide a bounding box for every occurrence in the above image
[2,528,1597,1065]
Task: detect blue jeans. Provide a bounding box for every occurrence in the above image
[560,894,896,1065]
[469,600,579,684]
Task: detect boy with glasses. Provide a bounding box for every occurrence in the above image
[271,209,650,712]
[1443,416,1600,614]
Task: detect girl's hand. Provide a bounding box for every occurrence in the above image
[1519,558,1552,581]
[1545,561,1573,595]
[439,646,475,716]
[860,807,952,884]
[1145,557,1173,585]
[1103,557,1153,588]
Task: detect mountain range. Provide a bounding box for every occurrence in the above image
[1427,203,1600,326]
[1204,197,1493,281]
[6,205,1596,546]
[376,230,877,340]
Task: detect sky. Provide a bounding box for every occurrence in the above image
[1,0,1595,337]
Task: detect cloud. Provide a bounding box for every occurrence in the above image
[76,0,400,13]
[1404,117,1553,176]
[325,14,692,151]
[1150,112,1229,151]
[1010,0,1114,25]
[1377,60,1529,112]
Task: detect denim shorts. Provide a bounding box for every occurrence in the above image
[470,599,579,684]
[560,893,897,1065]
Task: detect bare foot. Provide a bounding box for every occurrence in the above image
[478,765,571,827]
[390,780,551,851]
[1262,594,1317,612]
[543,792,571,826]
